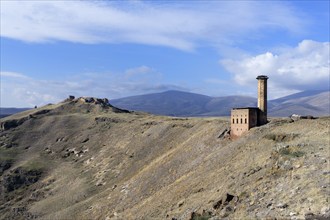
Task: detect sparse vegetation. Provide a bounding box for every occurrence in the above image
[264,133,299,142]
[0,148,18,175]
[0,99,329,220]
[22,159,46,172]
[278,147,305,157]
[191,210,214,220]
[0,147,19,161]
[238,191,249,199]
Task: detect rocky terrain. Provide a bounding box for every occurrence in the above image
[0,97,329,220]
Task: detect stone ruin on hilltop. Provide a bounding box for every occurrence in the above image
[65,96,110,106]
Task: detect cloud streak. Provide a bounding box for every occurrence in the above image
[220,40,330,98]
[1,1,305,51]
[0,71,30,79]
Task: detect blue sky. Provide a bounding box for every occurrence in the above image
[0,0,329,107]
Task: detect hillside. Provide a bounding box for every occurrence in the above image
[111,90,330,117]
[0,97,329,219]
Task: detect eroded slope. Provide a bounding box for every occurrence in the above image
[0,98,329,220]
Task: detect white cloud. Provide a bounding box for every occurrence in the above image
[220,40,330,98]
[0,71,29,79]
[0,66,185,107]
[0,1,304,51]
[124,65,156,78]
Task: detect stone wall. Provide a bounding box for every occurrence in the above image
[231,108,259,138]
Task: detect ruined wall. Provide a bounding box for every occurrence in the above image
[248,109,258,129]
[231,109,249,137]
[231,108,259,138]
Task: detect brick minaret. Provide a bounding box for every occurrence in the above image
[256,75,268,125]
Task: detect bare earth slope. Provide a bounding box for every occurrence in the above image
[0,98,329,220]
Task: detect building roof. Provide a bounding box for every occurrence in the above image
[232,107,259,110]
[256,75,269,80]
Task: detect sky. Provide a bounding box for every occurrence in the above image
[0,0,329,107]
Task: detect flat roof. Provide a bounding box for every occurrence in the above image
[232,107,259,110]
[256,75,269,79]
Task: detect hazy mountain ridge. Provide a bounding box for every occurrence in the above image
[112,90,330,117]
[0,108,31,118]
[0,98,329,219]
[269,90,330,116]
[110,90,212,116]
[1,90,329,118]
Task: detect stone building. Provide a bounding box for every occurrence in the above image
[231,75,268,138]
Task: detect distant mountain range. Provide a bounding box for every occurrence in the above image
[1,90,329,118]
[269,90,330,116]
[0,108,31,118]
[111,90,330,117]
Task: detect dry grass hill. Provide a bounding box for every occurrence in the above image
[0,97,329,220]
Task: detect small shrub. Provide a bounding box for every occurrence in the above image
[290,151,305,157]
[239,191,248,198]
[279,147,304,158]
[264,133,275,140]
[264,133,298,142]
[279,148,290,155]
[0,147,18,161]
[191,211,213,220]
[192,217,210,220]
[22,160,45,172]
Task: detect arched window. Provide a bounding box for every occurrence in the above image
[236,118,239,124]
[245,118,247,124]
[233,118,235,124]
[240,118,243,124]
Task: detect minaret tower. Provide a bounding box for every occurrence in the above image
[256,75,268,125]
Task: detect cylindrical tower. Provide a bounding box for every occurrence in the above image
[256,75,268,125]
